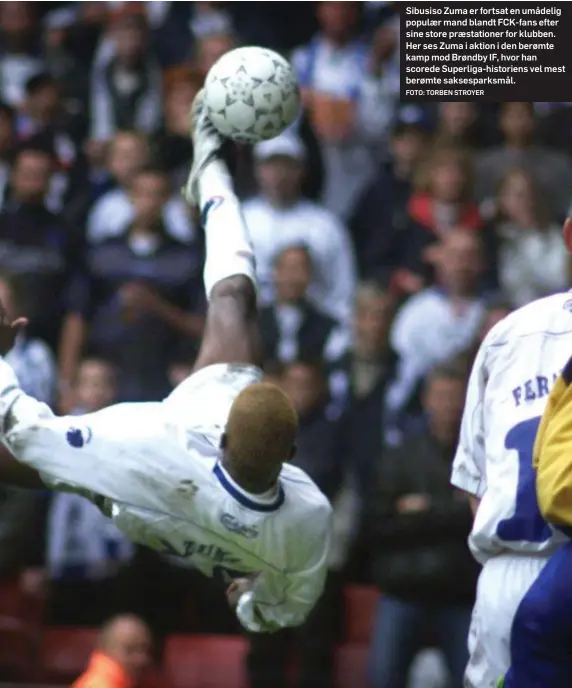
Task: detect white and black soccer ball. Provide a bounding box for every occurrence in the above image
[203,46,300,144]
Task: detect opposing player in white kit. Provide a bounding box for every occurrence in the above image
[451,217,572,688]
[0,91,332,634]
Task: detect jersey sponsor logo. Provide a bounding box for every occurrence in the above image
[511,371,560,407]
[220,513,259,539]
[157,537,242,566]
[201,196,224,225]
[66,426,93,448]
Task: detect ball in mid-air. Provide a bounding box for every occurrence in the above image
[203,46,300,144]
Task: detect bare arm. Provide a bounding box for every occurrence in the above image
[193,275,263,372]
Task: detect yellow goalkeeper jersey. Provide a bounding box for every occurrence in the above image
[534,355,572,527]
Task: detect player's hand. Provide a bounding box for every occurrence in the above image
[397,493,431,513]
[0,301,28,356]
[225,577,253,610]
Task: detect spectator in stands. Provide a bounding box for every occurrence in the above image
[90,13,163,143]
[151,67,201,188]
[194,29,237,74]
[0,145,83,351]
[59,167,204,403]
[244,132,356,323]
[21,357,135,626]
[248,360,346,688]
[0,271,56,405]
[167,342,197,389]
[349,108,431,280]
[87,130,194,243]
[485,167,569,307]
[292,1,399,219]
[0,104,15,198]
[72,614,153,688]
[475,102,572,218]
[16,72,91,224]
[366,363,478,688]
[259,244,350,404]
[478,298,513,343]
[433,102,480,149]
[395,146,482,293]
[0,2,43,108]
[387,230,487,431]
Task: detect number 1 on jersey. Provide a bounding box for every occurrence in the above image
[496,416,552,544]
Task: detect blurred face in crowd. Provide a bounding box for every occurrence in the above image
[0,2,35,47]
[165,82,200,134]
[130,172,170,225]
[424,373,466,444]
[280,362,325,418]
[197,34,236,73]
[273,246,312,304]
[75,360,116,413]
[390,127,427,173]
[498,169,536,226]
[0,278,16,321]
[353,289,392,358]
[256,155,304,206]
[168,361,194,389]
[436,230,483,295]
[438,102,477,138]
[0,109,14,157]
[500,102,535,146]
[317,2,359,44]
[101,616,152,682]
[11,151,52,204]
[114,20,147,67]
[27,81,61,122]
[108,133,149,187]
[430,155,468,204]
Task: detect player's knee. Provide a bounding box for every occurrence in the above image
[211,275,257,317]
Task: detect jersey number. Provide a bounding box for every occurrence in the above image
[496,416,552,543]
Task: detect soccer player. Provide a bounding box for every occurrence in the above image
[0,92,333,634]
[496,354,572,686]
[451,216,572,688]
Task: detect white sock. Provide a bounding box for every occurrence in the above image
[198,161,257,300]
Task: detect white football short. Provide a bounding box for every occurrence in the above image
[464,553,548,688]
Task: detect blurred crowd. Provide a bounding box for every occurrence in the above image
[0,1,571,687]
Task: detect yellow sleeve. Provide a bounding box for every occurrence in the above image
[534,355,572,526]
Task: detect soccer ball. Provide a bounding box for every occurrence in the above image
[203,46,300,144]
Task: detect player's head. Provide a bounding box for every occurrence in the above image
[222,382,298,489]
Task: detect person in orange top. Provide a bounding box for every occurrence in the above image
[73,614,153,688]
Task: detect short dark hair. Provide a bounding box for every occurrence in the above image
[14,144,55,165]
[426,361,468,386]
[273,243,313,268]
[0,102,15,123]
[25,72,59,97]
[132,166,171,188]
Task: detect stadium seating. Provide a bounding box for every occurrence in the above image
[334,643,369,688]
[343,585,380,643]
[0,578,44,626]
[38,627,98,683]
[165,635,248,688]
[0,616,35,680]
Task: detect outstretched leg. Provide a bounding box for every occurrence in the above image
[184,92,262,372]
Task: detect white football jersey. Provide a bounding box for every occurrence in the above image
[0,362,332,633]
[452,291,572,565]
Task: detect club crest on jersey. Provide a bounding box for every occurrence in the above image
[66,426,92,448]
[220,513,259,539]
